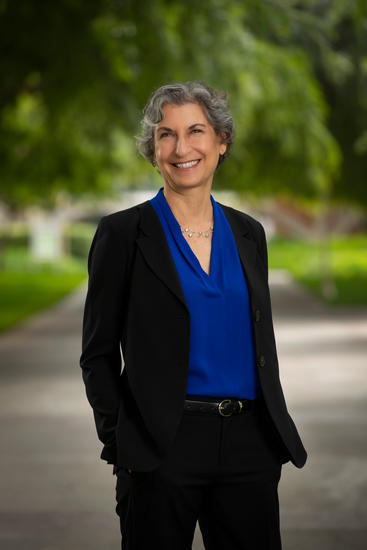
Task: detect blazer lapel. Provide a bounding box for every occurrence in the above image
[218,203,259,296]
[135,201,189,311]
[135,200,259,310]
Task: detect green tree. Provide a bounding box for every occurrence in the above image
[0,0,365,210]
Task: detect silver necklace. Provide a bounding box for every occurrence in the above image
[180,223,214,238]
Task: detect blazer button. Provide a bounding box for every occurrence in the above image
[258,355,266,367]
[255,309,261,322]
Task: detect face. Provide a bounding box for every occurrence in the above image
[154,102,227,191]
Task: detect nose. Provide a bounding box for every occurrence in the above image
[175,135,190,157]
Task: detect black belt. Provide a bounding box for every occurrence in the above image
[184,397,258,417]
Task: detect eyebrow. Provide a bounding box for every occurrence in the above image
[156,123,207,133]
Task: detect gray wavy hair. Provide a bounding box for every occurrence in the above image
[135,80,235,170]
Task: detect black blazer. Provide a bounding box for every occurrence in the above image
[80,198,307,470]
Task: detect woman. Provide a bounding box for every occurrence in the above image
[80,80,307,549]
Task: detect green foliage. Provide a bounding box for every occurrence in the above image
[0,221,96,269]
[0,0,366,209]
[65,222,96,259]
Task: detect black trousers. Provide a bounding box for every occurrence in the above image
[114,396,285,549]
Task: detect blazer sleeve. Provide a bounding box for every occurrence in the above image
[79,215,128,463]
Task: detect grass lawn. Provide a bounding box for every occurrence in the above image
[0,246,88,333]
[267,233,367,306]
[0,271,87,333]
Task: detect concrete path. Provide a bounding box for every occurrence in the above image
[0,270,366,549]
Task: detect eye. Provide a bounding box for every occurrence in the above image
[159,129,202,138]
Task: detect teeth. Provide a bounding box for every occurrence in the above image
[174,160,200,168]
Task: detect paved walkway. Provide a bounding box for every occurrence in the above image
[0,270,366,549]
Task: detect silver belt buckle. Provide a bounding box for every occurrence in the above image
[218,399,233,417]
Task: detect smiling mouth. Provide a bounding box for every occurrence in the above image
[171,159,201,169]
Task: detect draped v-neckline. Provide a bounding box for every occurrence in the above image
[159,189,218,281]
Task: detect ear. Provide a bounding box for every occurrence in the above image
[219,132,227,155]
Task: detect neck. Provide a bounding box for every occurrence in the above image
[162,184,213,227]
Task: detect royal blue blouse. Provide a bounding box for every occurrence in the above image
[149,187,259,399]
